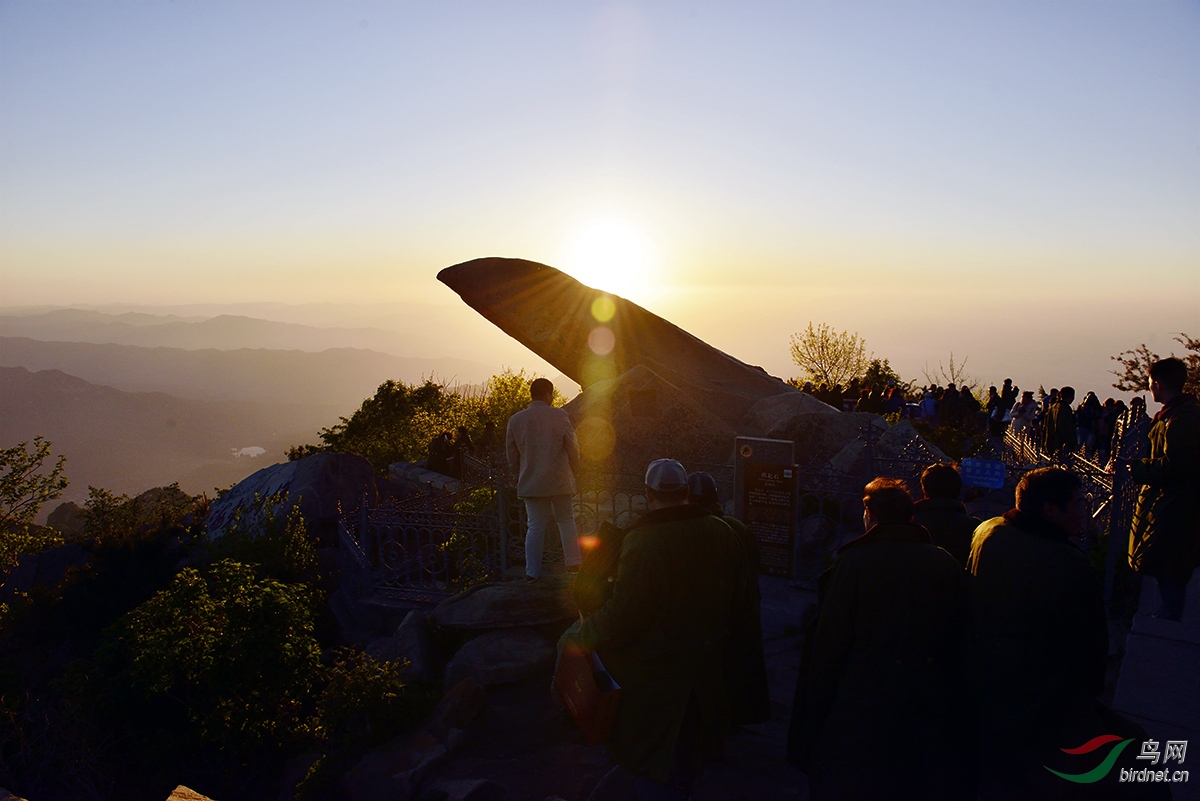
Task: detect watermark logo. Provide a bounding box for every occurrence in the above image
[1046,736,1188,785]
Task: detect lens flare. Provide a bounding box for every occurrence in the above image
[588,326,616,356]
[591,295,616,322]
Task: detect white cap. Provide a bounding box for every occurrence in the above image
[645,459,688,492]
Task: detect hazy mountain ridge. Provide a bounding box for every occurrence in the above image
[0,308,464,359]
[0,336,492,407]
[0,366,337,510]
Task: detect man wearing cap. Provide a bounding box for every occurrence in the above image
[580,459,739,800]
[506,377,582,580]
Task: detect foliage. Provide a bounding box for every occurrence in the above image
[206,492,316,584]
[788,323,870,387]
[0,526,66,591]
[80,483,205,549]
[920,352,978,390]
[289,368,566,473]
[1111,332,1199,395]
[913,420,982,461]
[0,438,68,533]
[120,559,322,754]
[862,358,913,395]
[294,649,436,801]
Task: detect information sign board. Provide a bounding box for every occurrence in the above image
[961,458,1006,489]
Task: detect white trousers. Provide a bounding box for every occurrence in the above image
[524,494,581,577]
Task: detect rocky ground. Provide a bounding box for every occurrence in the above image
[417,574,815,801]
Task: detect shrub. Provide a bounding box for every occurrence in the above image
[120,559,322,754]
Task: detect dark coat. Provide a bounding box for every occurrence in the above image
[1043,400,1077,455]
[788,522,973,800]
[579,504,738,783]
[1128,393,1200,583]
[968,510,1156,800]
[715,511,771,725]
[913,497,980,568]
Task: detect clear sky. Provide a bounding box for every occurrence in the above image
[2,1,1198,396]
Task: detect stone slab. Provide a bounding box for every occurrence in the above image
[437,257,797,429]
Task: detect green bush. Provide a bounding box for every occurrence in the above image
[205,492,316,584]
[121,559,321,754]
[290,368,566,473]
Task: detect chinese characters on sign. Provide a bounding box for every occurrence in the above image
[961,458,1006,489]
[743,462,797,578]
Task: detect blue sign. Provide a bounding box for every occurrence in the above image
[961,458,1006,489]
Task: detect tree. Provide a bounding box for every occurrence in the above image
[1,437,68,533]
[288,369,565,473]
[1111,332,1199,395]
[862,358,913,395]
[920,352,978,390]
[1,438,69,579]
[788,323,870,386]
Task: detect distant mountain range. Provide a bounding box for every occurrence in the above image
[0,306,574,517]
[0,366,333,509]
[0,337,491,408]
[0,308,481,366]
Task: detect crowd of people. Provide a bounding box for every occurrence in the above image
[499,357,1198,800]
[803,373,1158,470]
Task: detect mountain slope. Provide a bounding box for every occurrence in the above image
[0,366,337,508]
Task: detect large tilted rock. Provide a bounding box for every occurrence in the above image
[565,365,737,476]
[437,257,798,429]
[429,574,577,631]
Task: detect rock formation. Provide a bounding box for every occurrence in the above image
[564,365,737,476]
[437,257,797,429]
[204,452,405,541]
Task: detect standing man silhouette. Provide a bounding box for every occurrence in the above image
[506,378,582,580]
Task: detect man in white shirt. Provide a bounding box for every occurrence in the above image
[506,378,583,580]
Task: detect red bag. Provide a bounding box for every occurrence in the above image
[554,639,621,745]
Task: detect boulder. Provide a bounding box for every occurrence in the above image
[564,365,737,476]
[444,627,556,687]
[429,575,577,631]
[826,419,951,476]
[437,258,797,429]
[739,391,839,437]
[45,501,85,536]
[204,453,390,541]
[763,411,888,468]
[1,542,91,599]
[165,788,217,801]
[365,609,436,683]
[425,779,506,801]
[586,766,640,801]
[343,678,486,801]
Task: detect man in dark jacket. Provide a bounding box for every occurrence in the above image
[1128,357,1200,621]
[1043,386,1078,458]
[913,462,980,568]
[580,459,739,800]
[789,478,972,800]
[969,467,1161,800]
[687,471,770,726]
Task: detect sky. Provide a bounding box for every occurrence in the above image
[2,1,1198,397]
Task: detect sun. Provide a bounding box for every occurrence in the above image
[558,217,658,302]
